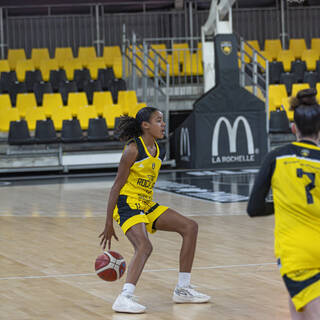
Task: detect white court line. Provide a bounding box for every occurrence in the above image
[0,262,276,281]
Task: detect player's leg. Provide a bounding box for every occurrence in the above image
[112,223,151,314]
[303,296,320,319]
[153,208,210,303]
[289,298,303,320]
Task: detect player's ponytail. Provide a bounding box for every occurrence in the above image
[290,88,320,137]
[116,106,158,141]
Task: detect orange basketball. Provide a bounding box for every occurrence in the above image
[95,251,126,281]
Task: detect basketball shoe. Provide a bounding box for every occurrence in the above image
[112,293,146,313]
[173,285,210,303]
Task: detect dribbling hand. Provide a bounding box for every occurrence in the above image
[99,222,119,250]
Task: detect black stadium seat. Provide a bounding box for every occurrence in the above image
[108,78,126,103]
[280,72,296,96]
[49,69,67,92]
[98,68,115,90]
[291,60,307,83]
[25,70,43,92]
[0,71,17,93]
[87,118,109,141]
[8,82,27,106]
[61,118,85,143]
[84,79,102,105]
[35,119,58,144]
[8,120,34,145]
[33,82,53,105]
[74,69,91,91]
[58,81,77,105]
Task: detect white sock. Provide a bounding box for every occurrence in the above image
[178,272,191,288]
[121,283,136,296]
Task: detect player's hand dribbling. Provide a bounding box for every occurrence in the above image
[99,222,119,250]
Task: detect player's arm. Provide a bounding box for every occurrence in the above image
[247,150,276,217]
[99,142,138,249]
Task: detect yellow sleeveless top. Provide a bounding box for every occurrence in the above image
[119,136,165,202]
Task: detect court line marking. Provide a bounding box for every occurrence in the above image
[0,262,276,281]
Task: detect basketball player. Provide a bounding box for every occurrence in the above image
[99,107,210,313]
[247,88,320,319]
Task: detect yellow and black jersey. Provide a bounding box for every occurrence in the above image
[119,136,166,202]
[247,140,320,275]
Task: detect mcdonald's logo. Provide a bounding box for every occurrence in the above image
[180,128,190,161]
[212,116,255,163]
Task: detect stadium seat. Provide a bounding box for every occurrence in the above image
[74,69,91,91]
[92,91,114,116]
[42,93,64,117]
[88,59,106,80]
[8,82,27,106]
[50,106,73,131]
[87,118,109,141]
[257,50,272,71]
[264,39,282,61]
[84,80,102,105]
[33,82,53,106]
[289,38,307,60]
[103,46,121,68]
[291,83,310,98]
[49,69,67,92]
[16,59,35,82]
[31,48,50,69]
[108,78,126,103]
[311,38,320,55]
[184,52,203,76]
[63,58,82,80]
[25,70,43,92]
[101,104,123,129]
[172,43,189,64]
[1,71,17,92]
[113,56,123,79]
[98,68,115,90]
[76,105,97,130]
[149,44,168,77]
[61,118,85,142]
[35,119,58,144]
[0,60,10,72]
[280,72,296,95]
[281,97,293,121]
[54,47,74,68]
[316,83,320,101]
[269,110,291,133]
[0,95,19,132]
[8,120,34,144]
[16,93,37,117]
[24,106,46,131]
[269,61,284,84]
[78,46,97,68]
[8,49,27,70]
[303,71,318,88]
[117,90,140,115]
[58,81,77,105]
[269,84,288,109]
[290,60,306,83]
[39,59,59,82]
[301,49,318,71]
[67,92,88,116]
[277,50,295,72]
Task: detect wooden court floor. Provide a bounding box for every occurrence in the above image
[0,177,291,319]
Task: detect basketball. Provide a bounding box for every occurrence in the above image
[95,251,126,281]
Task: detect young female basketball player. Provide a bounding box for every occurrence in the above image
[99,107,210,313]
[247,88,320,319]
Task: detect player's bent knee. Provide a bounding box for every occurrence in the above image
[137,240,153,257]
[183,219,198,237]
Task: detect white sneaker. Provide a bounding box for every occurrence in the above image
[112,293,146,313]
[173,285,210,303]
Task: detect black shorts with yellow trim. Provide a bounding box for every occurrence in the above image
[282,268,320,311]
[113,195,168,234]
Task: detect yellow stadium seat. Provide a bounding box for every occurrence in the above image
[264,39,282,61]
[0,60,10,72]
[277,50,295,72]
[39,59,59,82]
[42,93,63,116]
[245,40,261,62]
[24,106,46,131]
[55,47,74,68]
[281,97,294,121]
[291,83,310,98]
[184,52,203,76]
[16,93,37,117]
[88,58,106,80]
[16,59,35,82]
[50,106,73,131]
[149,44,168,77]
[0,94,12,109]
[257,50,272,71]
[172,43,189,75]
[8,49,26,70]
[103,46,121,67]
[78,46,97,68]
[316,83,320,102]
[248,40,261,52]
[102,104,123,129]
[118,90,146,116]
[0,107,20,132]
[301,49,319,71]
[113,56,122,79]
[63,58,82,81]
[311,38,320,55]
[289,38,307,60]
[77,105,97,130]
[166,53,180,76]
[92,91,113,116]
[67,92,88,116]
[269,84,288,109]
[31,48,50,69]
